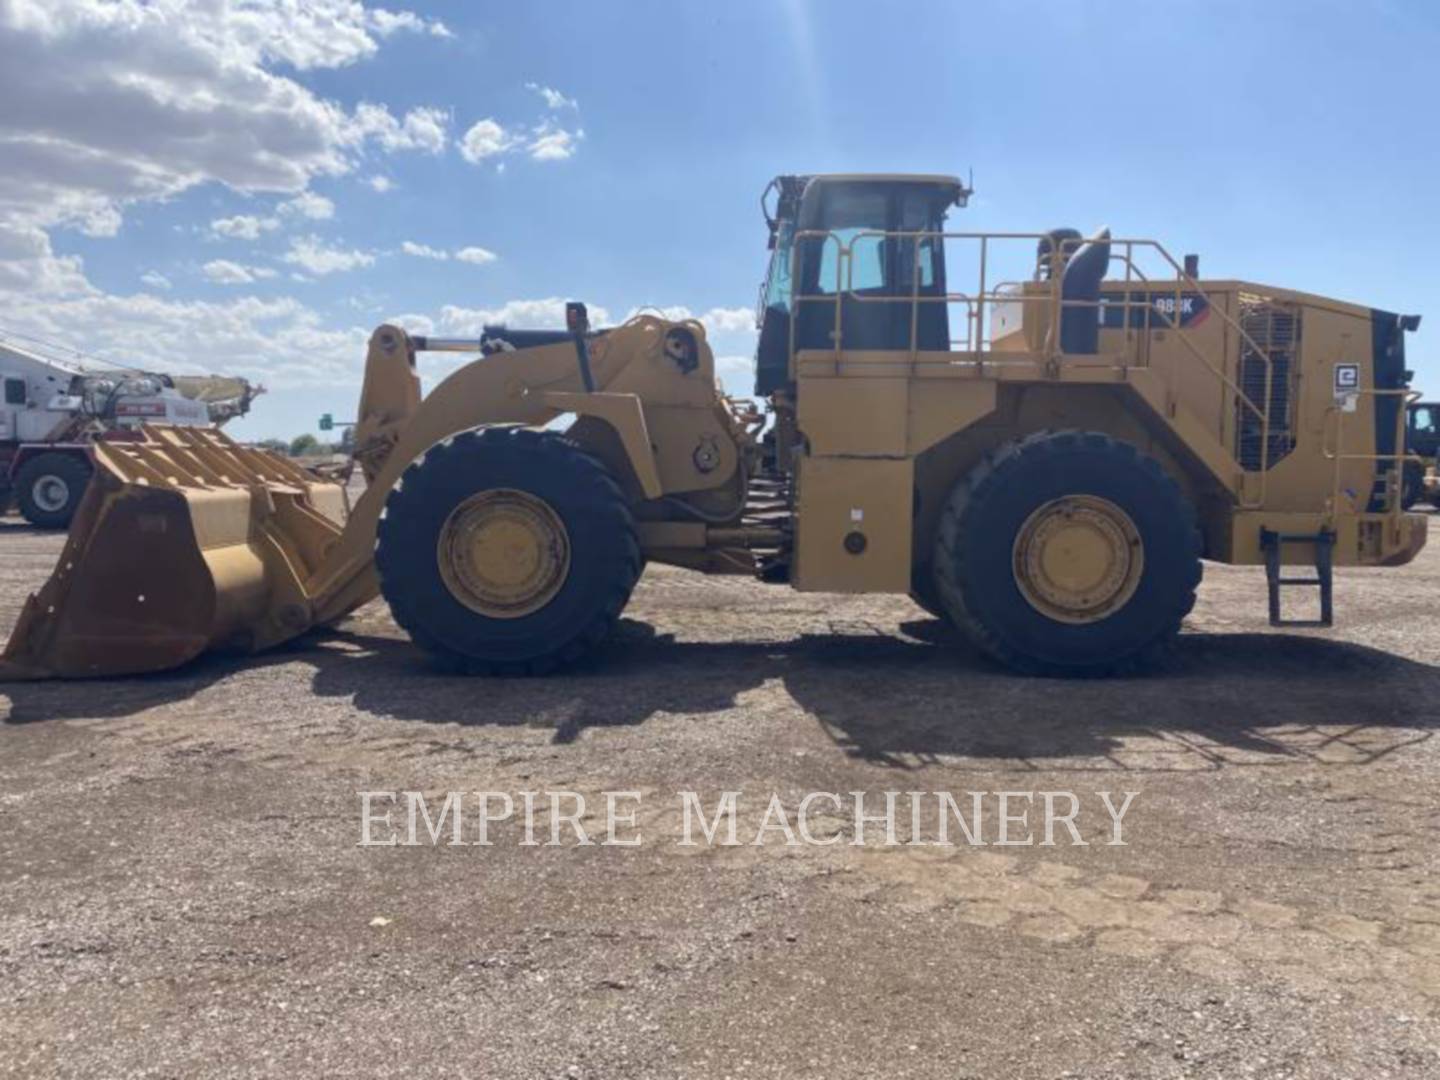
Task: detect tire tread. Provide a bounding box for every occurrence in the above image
[376,427,641,676]
[933,429,1202,677]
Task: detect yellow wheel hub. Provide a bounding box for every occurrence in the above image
[1012,495,1144,624]
[437,488,570,619]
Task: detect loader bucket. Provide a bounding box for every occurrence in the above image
[0,426,348,680]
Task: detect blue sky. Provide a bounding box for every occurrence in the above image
[2,0,1437,440]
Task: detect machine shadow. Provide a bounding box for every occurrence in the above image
[5,615,1437,771]
[788,619,1440,769]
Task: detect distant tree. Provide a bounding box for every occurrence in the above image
[289,432,320,456]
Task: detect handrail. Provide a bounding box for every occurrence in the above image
[786,228,1286,506]
[1321,388,1420,537]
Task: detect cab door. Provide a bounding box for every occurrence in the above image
[0,376,25,443]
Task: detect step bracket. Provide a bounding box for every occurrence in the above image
[1260,528,1335,628]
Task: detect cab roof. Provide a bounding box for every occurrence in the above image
[808,172,966,187]
[805,173,971,204]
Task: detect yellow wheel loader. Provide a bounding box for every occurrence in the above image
[1,173,1426,680]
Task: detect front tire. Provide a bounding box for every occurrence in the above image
[934,431,1202,676]
[376,428,641,675]
[16,452,92,529]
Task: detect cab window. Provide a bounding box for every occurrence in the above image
[4,378,25,405]
[816,230,885,294]
[1412,406,1437,433]
[760,221,795,314]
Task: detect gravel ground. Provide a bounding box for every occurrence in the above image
[1,511,1438,1079]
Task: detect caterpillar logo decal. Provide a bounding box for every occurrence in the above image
[1097,291,1210,330]
[1333,363,1360,411]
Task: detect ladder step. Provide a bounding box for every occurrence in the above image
[1260,527,1334,628]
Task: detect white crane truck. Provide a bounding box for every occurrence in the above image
[0,333,258,528]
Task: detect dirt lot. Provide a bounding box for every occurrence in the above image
[1,514,1438,1079]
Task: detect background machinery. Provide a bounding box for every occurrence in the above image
[0,332,259,528]
[1403,400,1440,509]
[0,173,1425,680]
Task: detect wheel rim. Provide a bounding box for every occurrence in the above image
[1012,495,1144,624]
[436,488,570,619]
[32,474,70,513]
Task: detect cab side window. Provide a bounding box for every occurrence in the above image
[1413,406,1436,434]
[4,378,25,406]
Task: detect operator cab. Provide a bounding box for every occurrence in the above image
[754,173,971,395]
[1407,400,1440,465]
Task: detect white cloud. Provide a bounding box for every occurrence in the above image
[139,270,172,291]
[226,0,450,70]
[367,176,394,193]
[78,204,123,238]
[202,259,276,285]
[526,83,578,111]
[460,114,583,168]
[626,304,695,323]
[623,305,756,337]
[528,125,583,162]
[0,288,371,390]
[202,260,256,285]
[351,103,449,154]
[366,9,452,40]
[459,119,516,163]
[386,312,436,336]
[437,299,614,334]
[0,223,88,296]
[0,6,574,404]
[0,0,451,269]
[211,214,281,241]
[401,240,448,260]
[283,235,376,276]
[280,191,335,220]
[401,242,498,264]
[701,306,755,334]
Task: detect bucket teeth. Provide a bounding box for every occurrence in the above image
[0,425,347,680]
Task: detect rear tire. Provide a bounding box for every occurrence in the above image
[934,431,1202,676]
[15,452,91,529]
[909,565,949,621]
[376,427,641,675]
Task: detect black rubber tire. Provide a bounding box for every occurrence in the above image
[909,565,949,621]
[376,427,641,676]
[15,452,92,529]
[933,430,1202,677]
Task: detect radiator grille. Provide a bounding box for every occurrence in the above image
[1235,295,1300,471]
